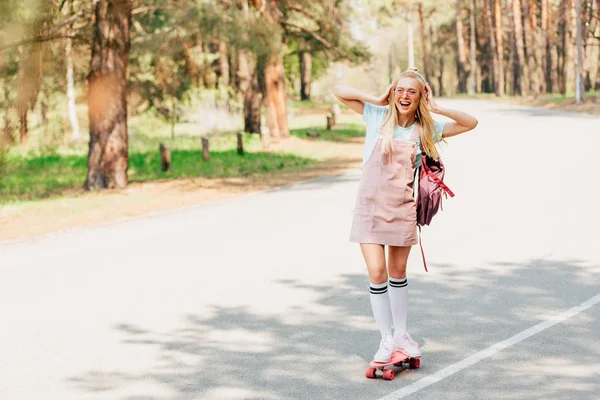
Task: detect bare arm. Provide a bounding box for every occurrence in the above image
[436,108,479,138]
[332,84,392,115]
[425,85,478,138]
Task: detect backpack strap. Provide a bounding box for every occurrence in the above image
[417,226,428,272]
[421,155,455,197]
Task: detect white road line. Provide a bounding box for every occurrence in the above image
[378,293,600,400]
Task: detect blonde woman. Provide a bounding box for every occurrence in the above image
[333,68,478,362]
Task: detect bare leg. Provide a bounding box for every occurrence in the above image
[360,243,387,284]
[387,245,411,279]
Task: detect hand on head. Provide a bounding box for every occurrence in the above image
[424,84,439,112]
[377,83,394,106]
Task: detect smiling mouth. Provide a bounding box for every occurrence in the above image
[399,101,411,107]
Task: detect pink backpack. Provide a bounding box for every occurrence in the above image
[415,144,455,271]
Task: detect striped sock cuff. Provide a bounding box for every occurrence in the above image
[370,282,388,294]
[389,277,408,288]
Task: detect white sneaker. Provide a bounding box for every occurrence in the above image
[373,333,394,363]
[393,331,421,358]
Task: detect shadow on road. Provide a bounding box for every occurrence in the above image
[69,258,599,400]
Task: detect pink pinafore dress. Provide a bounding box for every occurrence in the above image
[349,128,420,247]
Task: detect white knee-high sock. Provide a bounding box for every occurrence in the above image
[388,277,408,335]
[369,282,393,338]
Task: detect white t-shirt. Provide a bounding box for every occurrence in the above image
[362,102,446,166]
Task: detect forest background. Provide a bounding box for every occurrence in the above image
[0,0,598,239]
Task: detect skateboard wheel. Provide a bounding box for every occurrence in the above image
[366,367,376,379]
[409,358,421,369]
[382,369,395,380]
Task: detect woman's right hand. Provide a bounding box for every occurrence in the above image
[374,84,394,106]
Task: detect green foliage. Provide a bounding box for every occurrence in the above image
[290,123,365,143]
[199,3,284,60]
[0,153,87,202]
[0,146,314,203]
[129,149,312,182]
[0,0,372,202]
[0,141,8,177]
[282,1,371,71]
[129,3,196,119]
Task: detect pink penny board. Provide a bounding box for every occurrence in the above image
[366,350,421,381]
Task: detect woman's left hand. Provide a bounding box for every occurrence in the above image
[425,84,440,113]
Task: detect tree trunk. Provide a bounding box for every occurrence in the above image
[551,43,560,93]
[526,0,539,96]
[591,0,599,90]
[478,0,492,93]
[264,57,287,140]
[201,137,210,161]
[575,0,584,102]
[595,50,600,90]
[202,42,215,88]
[299,39,312,101]
[264,63,279,140]
[159,143,171,171]
[438,53,445,96]
[494,0,505,96]
[40,85,48,136]
[274,57,289,138]
[582,0,596,91]
[218,41,230,88]
[508,29,517,95]
[2,85,12,145]
[17,44,42,144]
[485,0,499,95]
[65,0,80,140]
[408,22,415,69]
[18,111,27,143]
[238,50,261,133]
[456,0,468,93]
[181,34,200,87]
[418,3,429,81]
[557,0,569,94]
[595,0,600,91]
[299,51,312,100]
[541,0,550,92]
[568,0,578,95]
[65,36,80,140]
[469,0,477,94]
[429,24,443,96]
[512,0,528,96]
[85,0,132,191]
[229,46,239,94]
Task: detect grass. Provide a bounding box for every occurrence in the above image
[290,123,365,143]
[0,97,318,204]
[129,149,313,181]
[289,99,336,115]
[0,94,364,204]
[0,147,314,203]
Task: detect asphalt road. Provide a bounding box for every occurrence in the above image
[1,99,599,400]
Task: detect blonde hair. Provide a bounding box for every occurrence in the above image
[380,68,443,160]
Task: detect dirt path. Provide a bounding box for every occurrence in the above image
[0,136,363,242]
